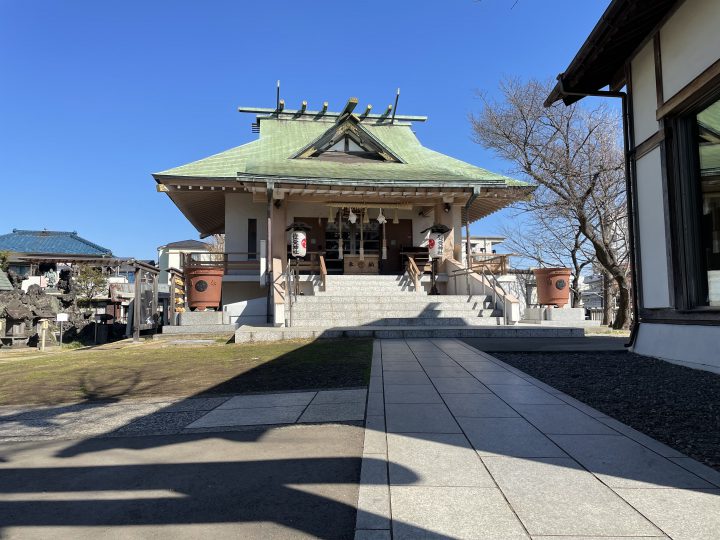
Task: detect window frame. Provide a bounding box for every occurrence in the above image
[669,89,720,311]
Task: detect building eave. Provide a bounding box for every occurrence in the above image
[544,0,681,107]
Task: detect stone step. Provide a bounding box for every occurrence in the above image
[163,324,237,335]
[286,305,499,319]
[234,325,585,343]
[289,317,504,327]
[295,295,492,304]
[314,290,423,296]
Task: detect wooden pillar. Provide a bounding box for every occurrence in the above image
[168,270,176,326]
[152,270,158,334]
[266,182,274,324]
[271,197,287,269]
[434,202,456,261]
[465,221,472,268]
[133,266,141,341]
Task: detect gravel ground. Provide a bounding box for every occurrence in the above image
[493,350,720,471]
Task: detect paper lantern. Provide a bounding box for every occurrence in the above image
[428,232,445,259]
[290,230,307,258]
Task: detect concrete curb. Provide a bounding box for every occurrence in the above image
[355,340,391,539]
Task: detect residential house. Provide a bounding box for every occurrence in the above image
[157,239,209,286]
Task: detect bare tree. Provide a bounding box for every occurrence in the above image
[500,211,595,307]
[206,234,225,254]
[471,77,631,328]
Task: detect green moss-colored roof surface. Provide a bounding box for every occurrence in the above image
[155,118,528,187]
[0,269,12,291]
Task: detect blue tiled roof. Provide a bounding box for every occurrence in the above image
[0,230,112,256]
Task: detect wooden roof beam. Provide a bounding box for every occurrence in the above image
[339,97,359,118]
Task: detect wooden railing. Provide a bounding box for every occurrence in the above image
[400,251,432,273]
[183,252,260,274]
[468,253,511,275]
[319,255,327,290]
[406,256,422,294]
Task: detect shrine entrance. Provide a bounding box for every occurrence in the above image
[293,216,413,275]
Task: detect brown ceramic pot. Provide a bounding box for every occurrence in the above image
[186,267,223,311]
[533,267,572,307]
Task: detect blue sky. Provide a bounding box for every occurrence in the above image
[0,0,609,260]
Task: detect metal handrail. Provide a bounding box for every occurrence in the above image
[451,264,509,325]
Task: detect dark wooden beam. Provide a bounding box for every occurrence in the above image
[340,97,358,116]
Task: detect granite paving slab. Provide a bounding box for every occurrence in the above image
[385,403,461,434]
[614,488,720,540]
[381,362,424,372]
[382,372,431,385]
[312,389,367,404]
[514,404,617,435]
[383,384,442,404]
[390,486,529,539]
[431,377,490,394]
[473,372,533,385]
[422,365,471,378]
[443,394,520,418]
[459,417,567,458]
[186,406,306,428]
[487,384,565,405]
[483,456,663,537]
[387,433,495,487]
[298,401,365,423]
[217,392,316,409]
[549,434,715,489]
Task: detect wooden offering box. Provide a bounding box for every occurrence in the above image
[344,254,379,274]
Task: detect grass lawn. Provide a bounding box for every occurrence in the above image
[0,338,373,406]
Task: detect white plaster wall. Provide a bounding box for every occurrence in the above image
[634,322,720,372]
[223,297,267,325]
[157,249,170,285]
[635,148,671,308]
[660,0,720,100]
[222,281,265,306]
[225,193,267,256]
[631,41,658,143]
[412,212,434,247]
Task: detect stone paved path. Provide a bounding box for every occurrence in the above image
[356,338,720,540]
[0,388,367,441]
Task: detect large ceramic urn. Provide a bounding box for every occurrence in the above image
[186,267,223,311]
[533,267,572,308]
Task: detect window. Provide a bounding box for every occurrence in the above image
[673,93,720,308]
[696,98,720,306]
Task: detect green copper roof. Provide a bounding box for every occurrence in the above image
[155,117,528,187]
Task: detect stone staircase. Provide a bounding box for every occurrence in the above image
[288,274,504,328]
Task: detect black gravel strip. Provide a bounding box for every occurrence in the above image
[492,350,720,471]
